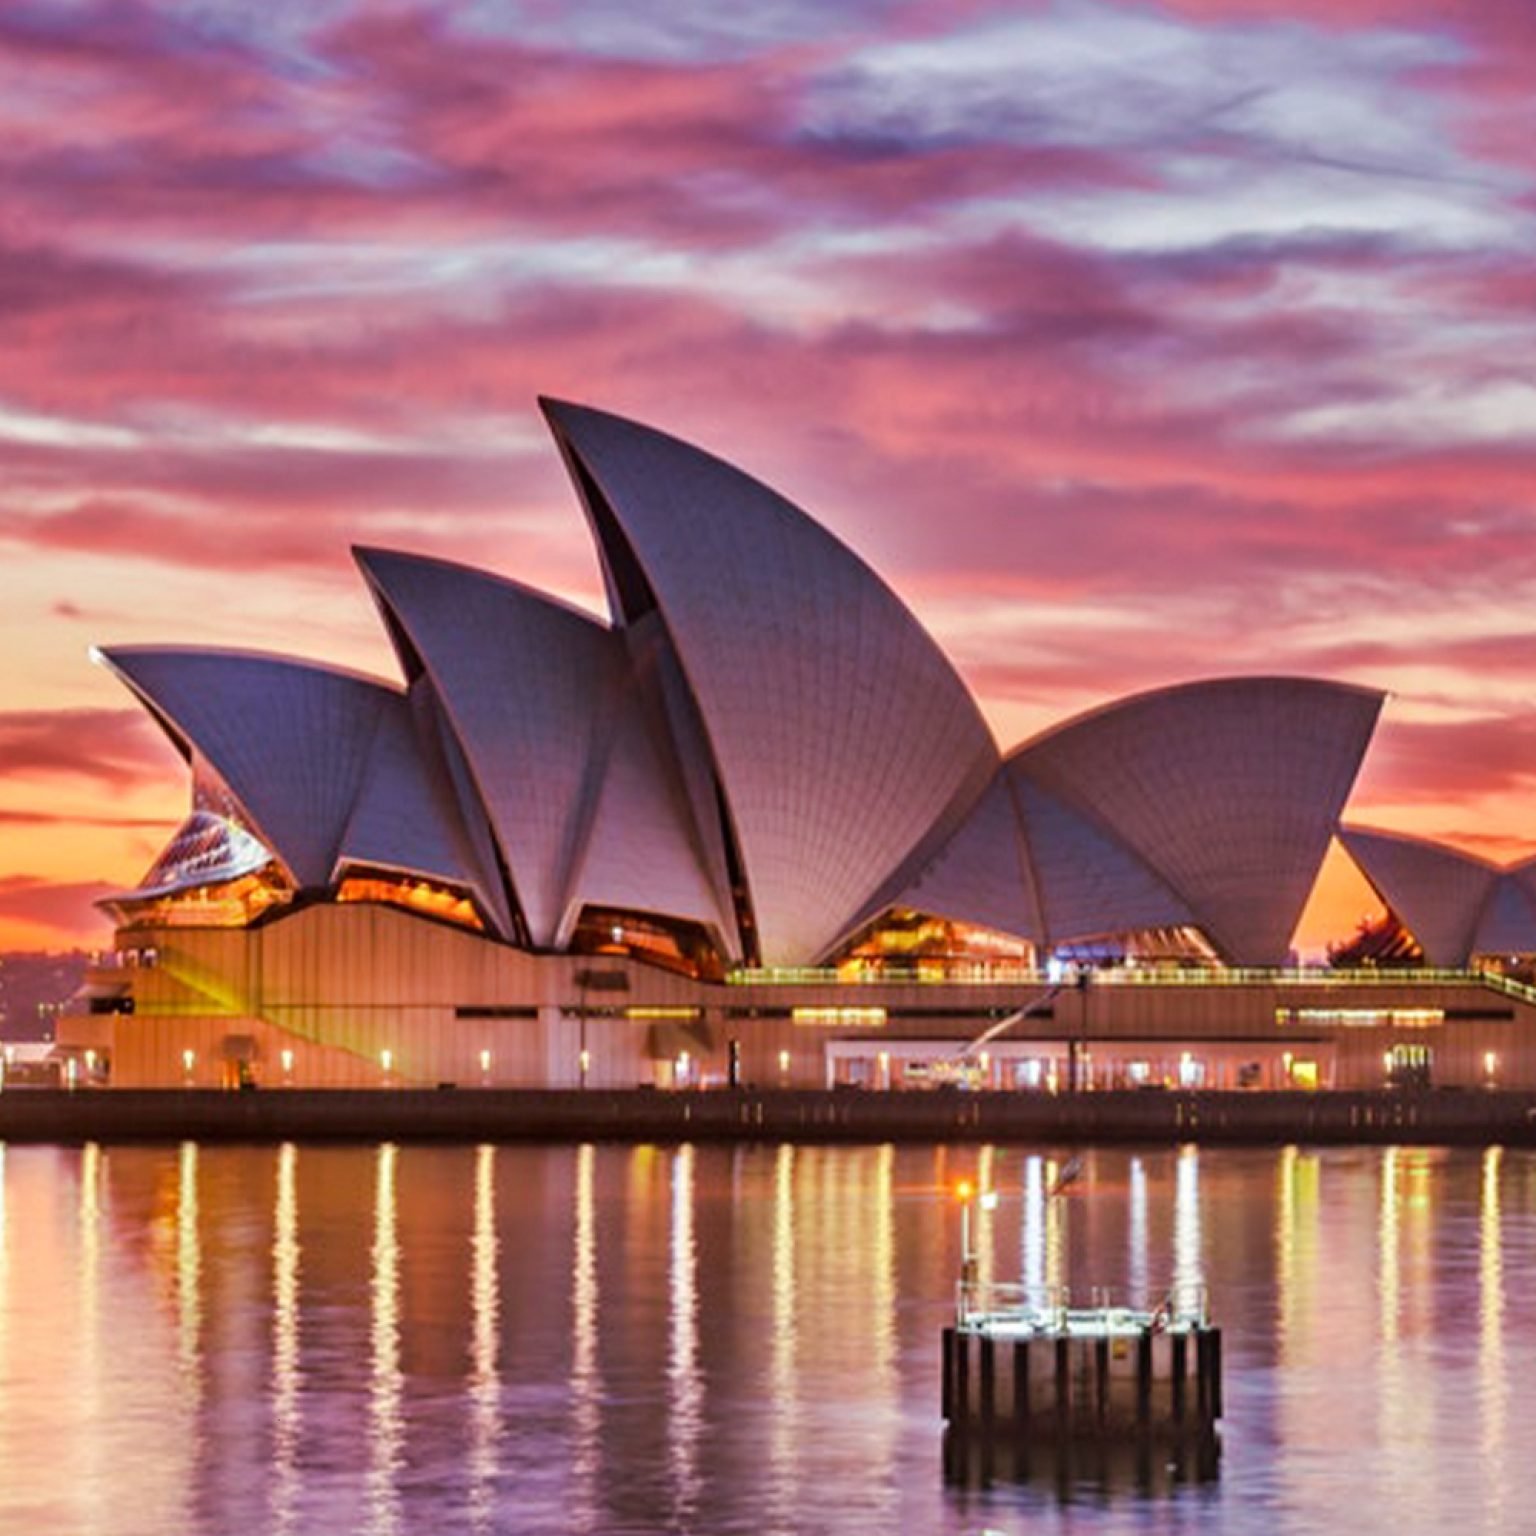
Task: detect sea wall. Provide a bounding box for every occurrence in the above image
[1,1087,1535,1144]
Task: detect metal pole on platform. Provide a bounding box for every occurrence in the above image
[957,1180,976,1318]
[1070,966,1090,1092]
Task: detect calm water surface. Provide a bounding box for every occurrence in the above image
[0,1139,1531,1535]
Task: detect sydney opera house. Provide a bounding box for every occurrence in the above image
[61,401,1536,1091]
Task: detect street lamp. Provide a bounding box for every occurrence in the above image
[955,1180,999,1316]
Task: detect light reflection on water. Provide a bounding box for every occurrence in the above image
[367,1142,402,1536]
[0,1142,1534,1534]
[270,1142,300,1536]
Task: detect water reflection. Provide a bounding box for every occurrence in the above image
[270,1143,300,1536]
[1174,1143,1201,1300]
[468,1144,499,1536]
[78,1143,104,1529]
[177,1141,201,1387]
[1480,1145,1506,1530]
[569,1142,601,1534]
[1128,1155,1147,1306]
[668,1144,702,1526]
[1379,1145,1400,1344]
[367,1143,402,1536]
[1022,1153,1044,1300]
[0,1142,1532,1535]
[768,1143,798,1533]
[975,1144,996,1292]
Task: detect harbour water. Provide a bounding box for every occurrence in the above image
[0,1139,1530,1535]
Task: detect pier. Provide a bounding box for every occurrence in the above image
[941,1282,1222,1482]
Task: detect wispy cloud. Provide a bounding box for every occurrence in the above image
[6,0,1536,941]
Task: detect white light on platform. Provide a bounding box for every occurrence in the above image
[381,1049,393,1074]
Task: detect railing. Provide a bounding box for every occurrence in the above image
[956,1278,1210,1331]
[726,963,1536,1002]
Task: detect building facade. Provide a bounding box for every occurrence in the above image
[60,401,1536,1091]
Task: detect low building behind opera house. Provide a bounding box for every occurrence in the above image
[57,400,1536,1092]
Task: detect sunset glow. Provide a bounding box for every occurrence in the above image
[6,0,1536,951]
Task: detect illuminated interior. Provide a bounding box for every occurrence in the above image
[334,866,486,932]
[569,906,725,980]
[100,807,293,929]
[1049,926,1220,967]
[103,865,294,930]
[833,909,1032,978]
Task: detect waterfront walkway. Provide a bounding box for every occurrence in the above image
[0,1086,1533,1144]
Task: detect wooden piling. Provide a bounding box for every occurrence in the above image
[942,1316,1221,1450]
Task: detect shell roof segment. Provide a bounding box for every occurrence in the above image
[1340,826,1507,965]
[1014,677,1384,966]
[1009,774,1194,946]
[357,545,724,949]
[541,398,1000,967]
[336,687,495,911]
[95,646,394,890]
[890,774,1044,941]
[356,547,618,948]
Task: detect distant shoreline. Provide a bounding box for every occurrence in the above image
[0,1086,1531,1146]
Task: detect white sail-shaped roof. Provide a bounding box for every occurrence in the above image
[1472,874,1536,957]
[542,398,999,966]
[562,676,732,942]
[1340,826,1499,965]
[1015,678,1383,965]
[95,646,392,889]
[357,548,614,947]
[889,775,1043,941]
[358,547,724,949]
[1010,775,1193,946]
[335,689,496,915]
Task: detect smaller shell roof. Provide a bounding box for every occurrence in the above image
[357,545,725,949]
[1013,676,1383,965]
[1339,826,1497,965]
[887,774,1043,942]
[1010,775,1194,946]
[1339,825,1536,964]
[336,690,492,910]
[95,646,395,889]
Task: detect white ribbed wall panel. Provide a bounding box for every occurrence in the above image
[357,549,618,947]
[891,774,1043,940]
[1472,875,1536,957]
[1010,775,1192,946]
[543,400,998,967]
[1017,678,1383,965]
[336,692,491,906]
[99,647,392,889]
[565,674,734,940]
[1340,826,1498,965]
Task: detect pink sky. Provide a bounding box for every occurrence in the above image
[6,0,1536,952]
